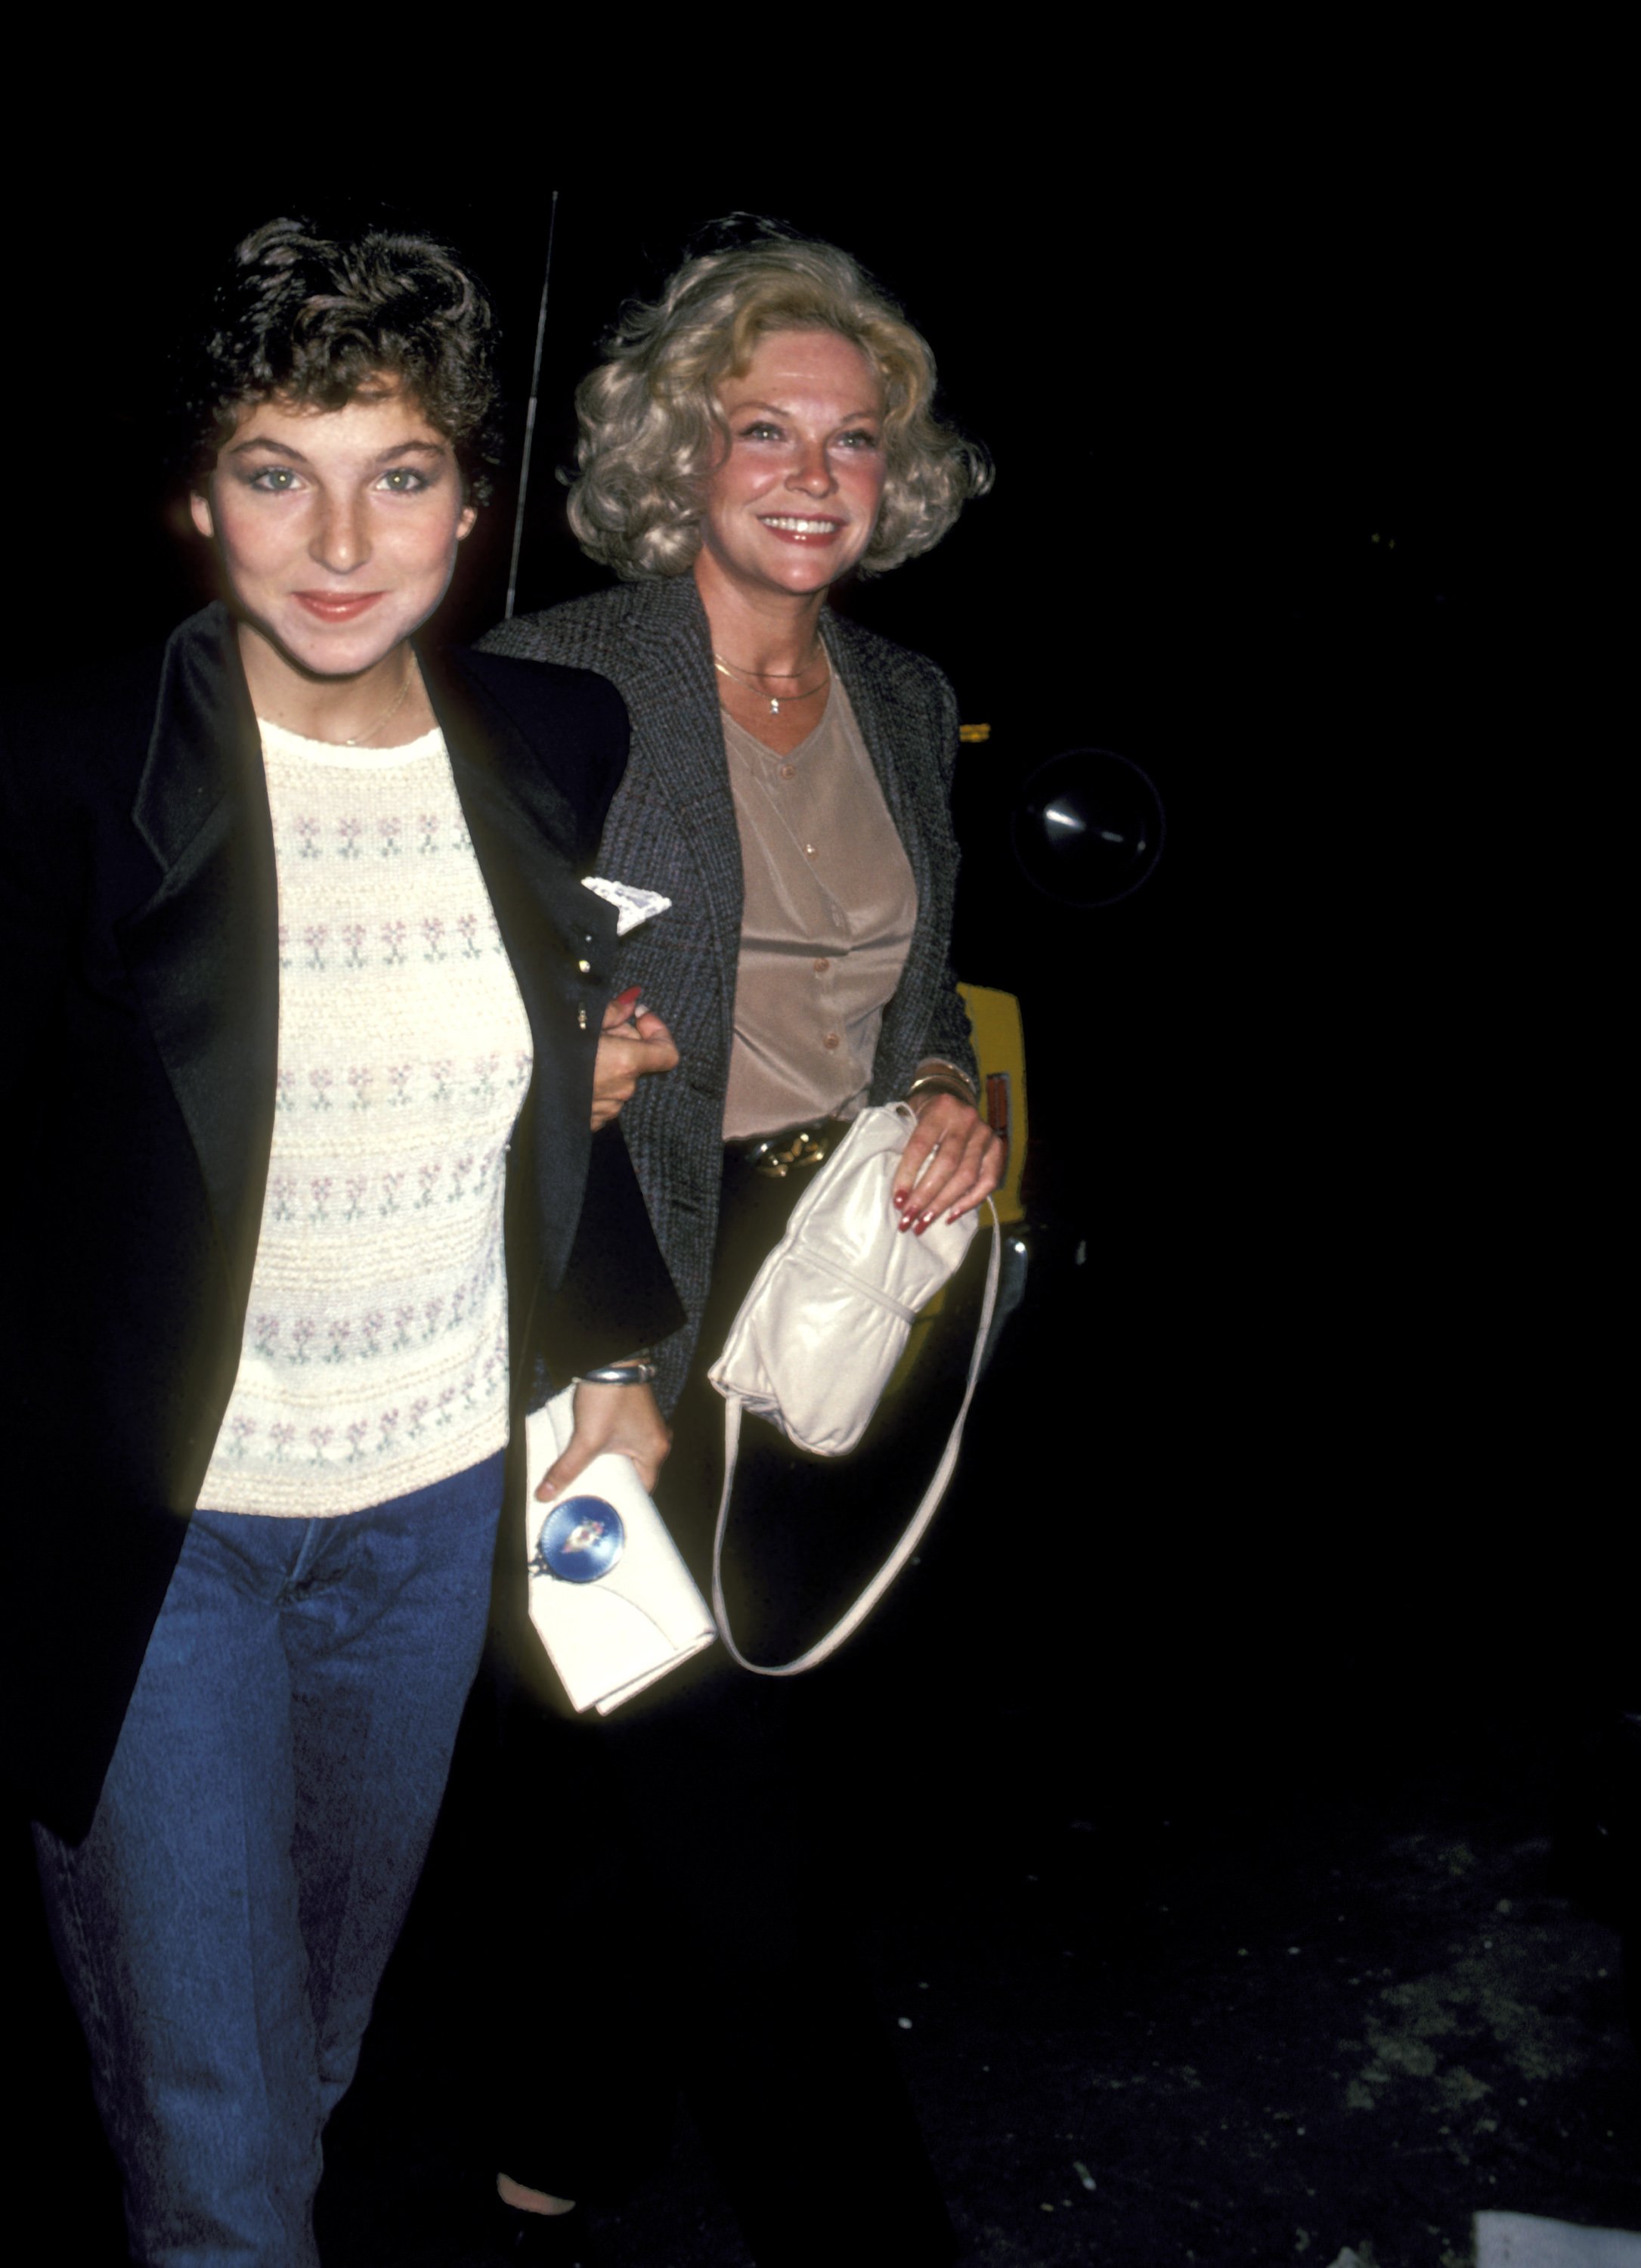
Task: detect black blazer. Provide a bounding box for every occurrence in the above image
[0,603,680,1839]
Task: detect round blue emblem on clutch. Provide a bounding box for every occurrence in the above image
[534,1495,625,1584]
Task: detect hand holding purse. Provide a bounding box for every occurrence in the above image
[707,1101,999,1675]
[522,1387,716,1715]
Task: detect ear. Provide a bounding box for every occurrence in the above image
[457,500,478,542]
[189,490,215,540]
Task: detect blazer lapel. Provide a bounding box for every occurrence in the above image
[117,604,279,1306]
[421,640,620,1009]
[421,645,618,1299]
[617,575,745,1005]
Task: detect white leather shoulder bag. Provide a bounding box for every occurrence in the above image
[707,1101,999,1676]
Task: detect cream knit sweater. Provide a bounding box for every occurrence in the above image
[196,720,532,1516]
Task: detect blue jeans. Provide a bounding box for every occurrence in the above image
[33,1452,505,2268]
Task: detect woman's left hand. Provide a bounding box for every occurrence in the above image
[591,989,679,1131]
[892,1088,1006,1234]
[534,1380,671,1500]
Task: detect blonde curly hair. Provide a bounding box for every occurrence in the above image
[565,227,991,580]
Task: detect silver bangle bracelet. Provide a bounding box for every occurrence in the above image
[573,1360,658,1387]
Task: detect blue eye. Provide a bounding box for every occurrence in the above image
[247,465,299,491]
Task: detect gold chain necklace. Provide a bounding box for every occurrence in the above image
[712,649,830,717]
[341,652,416,747]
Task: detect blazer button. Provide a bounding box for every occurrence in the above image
[577,1005,588,1030]
[577,958,592,974]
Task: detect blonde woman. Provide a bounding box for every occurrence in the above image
[480,220,999,2267]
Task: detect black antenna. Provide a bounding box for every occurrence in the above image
[505,191,559,619]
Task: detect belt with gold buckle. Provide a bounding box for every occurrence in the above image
[735,1123,841,1179]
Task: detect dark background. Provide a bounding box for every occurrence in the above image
[8,179,1559,1734]
[10,180,1618,2261]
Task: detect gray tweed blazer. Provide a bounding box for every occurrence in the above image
[479,572,976,1408]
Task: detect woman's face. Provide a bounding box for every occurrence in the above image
[696,329,887,606]
[190,382,476,680]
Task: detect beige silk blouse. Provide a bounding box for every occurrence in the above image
[720,675,919,1142]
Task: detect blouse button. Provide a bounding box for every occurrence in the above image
[804,843,817,858]
[813,958,830,974]
[577,958,592,974]
[822,1032,841,1051]
[779,764,796,780]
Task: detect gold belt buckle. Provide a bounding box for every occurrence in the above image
[752,1128,831,1179]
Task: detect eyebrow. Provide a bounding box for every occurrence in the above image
[224,437,449,463]
[729,398,882,423]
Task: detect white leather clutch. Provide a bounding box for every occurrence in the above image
[522,1387,716,1714]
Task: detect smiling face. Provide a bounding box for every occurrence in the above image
[190,381,477,683]
[694,328,888,609]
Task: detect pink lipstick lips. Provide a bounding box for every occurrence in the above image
[293,590,387,621]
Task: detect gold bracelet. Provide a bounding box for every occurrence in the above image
[906,1072,977,1109]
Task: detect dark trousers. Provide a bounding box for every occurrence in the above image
[491,1144,961,2267]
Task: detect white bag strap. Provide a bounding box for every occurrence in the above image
[711,1203,1001,1677]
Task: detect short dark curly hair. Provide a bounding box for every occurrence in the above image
[181,215,503,501]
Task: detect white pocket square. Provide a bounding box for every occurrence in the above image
[581,875,673,937]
